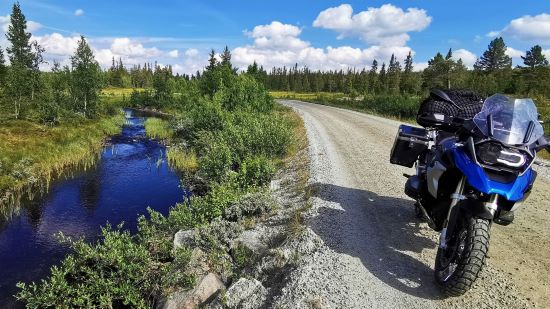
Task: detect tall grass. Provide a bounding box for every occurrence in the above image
[0,114,124,218]
[167,148,198,172]
[144,118,173,140]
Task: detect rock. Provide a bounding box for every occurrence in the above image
[216,278,268,309]
[187,248,210,274]
[161,273,225,309]
[174,229,194,249]
[234,229,268,253]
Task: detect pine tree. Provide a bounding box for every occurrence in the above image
[0,47,6,85]
[221,46,232,66]
[5,2,36,118]
[474,37,512,71]
[522,45,548,68]
[423,52,448,89]
[400,51,420,94]
[387,54,402,94]
[519,45,550,94]
[379,63,387,93]
[404,51,413,73]
[29,41,45,100]
[70,36,101,117]
[207,49,217,70]
[368,59,379,94]
[51,61,69,106]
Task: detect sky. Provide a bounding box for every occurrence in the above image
[1,0,550,74]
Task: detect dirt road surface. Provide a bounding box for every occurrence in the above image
[274,100,550,309]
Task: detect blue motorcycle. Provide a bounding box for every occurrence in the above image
[390,90,550,296]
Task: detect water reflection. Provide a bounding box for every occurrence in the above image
[0,109,184,308]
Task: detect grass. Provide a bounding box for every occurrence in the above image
[166,148,198,172]
[101,87,146,97]
[270,91,345,101]
[144,118,173,140]
[0,114,124,217]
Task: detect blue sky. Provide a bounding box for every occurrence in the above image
[1,0,549,73]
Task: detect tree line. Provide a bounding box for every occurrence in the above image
[2,2,550,125]
[260,38,550,98]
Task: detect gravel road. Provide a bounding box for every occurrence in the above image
[274,100,550,309]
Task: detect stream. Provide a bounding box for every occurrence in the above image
[0,109,184,307]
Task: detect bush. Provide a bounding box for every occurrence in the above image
[223,191,275,222]
[214,75,274,112]
[197,137,233,183]
[237,156,275,188]
[16,225,194,308]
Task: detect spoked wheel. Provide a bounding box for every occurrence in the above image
[434,215,491,297]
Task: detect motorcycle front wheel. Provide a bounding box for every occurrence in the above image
[434,215,491,297]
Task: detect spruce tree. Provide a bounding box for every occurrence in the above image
[221,46,231,66]
[379,63,387,93]
[368,59,380,94]
[401,51,420,94]
[5,2,35,118]
[423,52,448,89]
[387,54,402,94]
[474,37,512,71]
[29,41,44,100]
[71,36,101,117]
[404,51,413,73]
[0,47,6,85]
[522,45,548,68]
[520,45,549,94]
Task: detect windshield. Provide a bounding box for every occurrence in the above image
[473,94,544,145]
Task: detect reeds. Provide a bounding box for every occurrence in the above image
[144,118,173,140]
[166,148,198,172]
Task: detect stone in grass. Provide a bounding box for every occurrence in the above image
[211,278,268,309]
[173,229,195,249]
[161,273,225,309]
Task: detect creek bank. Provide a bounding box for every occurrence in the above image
[162,111,311,308]
[0,114,125,218]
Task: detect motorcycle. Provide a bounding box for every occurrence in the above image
[389,90,550,296]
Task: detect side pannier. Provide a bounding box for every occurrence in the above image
[390,125,430,168]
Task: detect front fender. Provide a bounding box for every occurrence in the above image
[452,148,533,202]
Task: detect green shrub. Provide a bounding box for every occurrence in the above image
[197,137,233,183]
[237,156,275,188]
[16,225,193,308]
[214,75,274,112]
[191,182,243,221]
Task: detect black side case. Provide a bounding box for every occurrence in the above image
[390,125,430,168]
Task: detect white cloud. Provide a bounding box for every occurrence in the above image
[232,20,416,71]
[74,9,84,17]
[413,62,429,72]
[245,21,309,51]
[168,49,179,58]
[0,15,42,33]
[184,48,199,57]
[33,33,80,56]
[489,13,550,44]
[110,37,161,57]
[544,49,550,59]
[452,49,477,68]
[505,47,524,58]
[313,3,432,46]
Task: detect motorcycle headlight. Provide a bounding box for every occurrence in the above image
[476,142,526,168]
